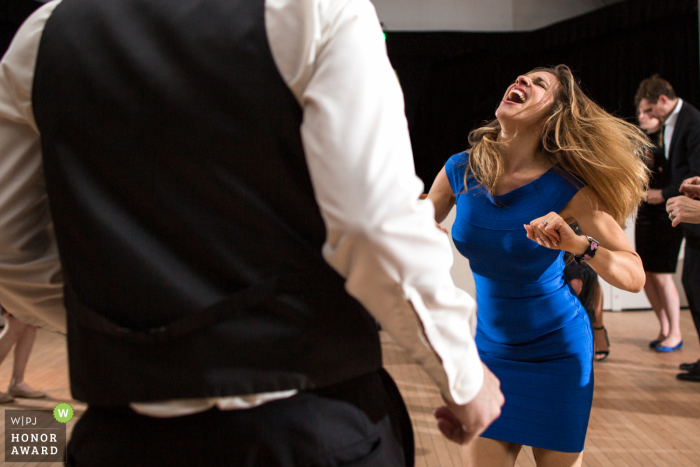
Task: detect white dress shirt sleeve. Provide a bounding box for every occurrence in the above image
[266,0,483,404]
[0,0,65,333]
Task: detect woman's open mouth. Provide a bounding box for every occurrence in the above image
[506,89,527,104]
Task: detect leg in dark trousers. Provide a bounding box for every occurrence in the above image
[67,370,413,467]
[682,236,700,345]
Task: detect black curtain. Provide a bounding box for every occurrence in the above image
[4,0,698,189]
[386,0,700,188]
[1,0,43,56]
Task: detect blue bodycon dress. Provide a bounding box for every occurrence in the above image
[445,152,593,453]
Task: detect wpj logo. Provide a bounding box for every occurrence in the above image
[4,407,68,463]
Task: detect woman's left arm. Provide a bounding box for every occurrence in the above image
[525,187,645,293]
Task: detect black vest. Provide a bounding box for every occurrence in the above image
[32,0,381,405]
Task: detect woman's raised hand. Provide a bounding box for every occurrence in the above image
[524,212,586,254]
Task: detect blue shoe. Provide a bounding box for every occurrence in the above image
[649,340,661,349]
[655,341,683,352]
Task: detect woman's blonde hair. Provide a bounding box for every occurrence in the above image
[466,64,651,226]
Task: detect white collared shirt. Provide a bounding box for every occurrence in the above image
[664,98,683,160]
[0,0,482,416]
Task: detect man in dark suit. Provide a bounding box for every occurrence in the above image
[637,75,700,381]
[668,177,700,381]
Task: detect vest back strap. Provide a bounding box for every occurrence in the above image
[65,273,313,345]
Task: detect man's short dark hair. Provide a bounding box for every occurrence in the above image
[635,74,676,107]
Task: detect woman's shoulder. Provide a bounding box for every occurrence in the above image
[444,151,470,193]
[446,151,469,166]
[445,151,471,178]
[550,165,585,190]
[560,186,606,220]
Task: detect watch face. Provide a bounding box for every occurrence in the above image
[584,236,599,261]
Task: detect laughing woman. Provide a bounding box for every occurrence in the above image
[428,65,649,467]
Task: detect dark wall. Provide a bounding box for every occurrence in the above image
[1,0,43,56]
[386,0,700,188]
[4,0,697,189]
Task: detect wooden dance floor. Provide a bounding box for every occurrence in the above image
[384,308,700,467]
[0,309,698,466]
